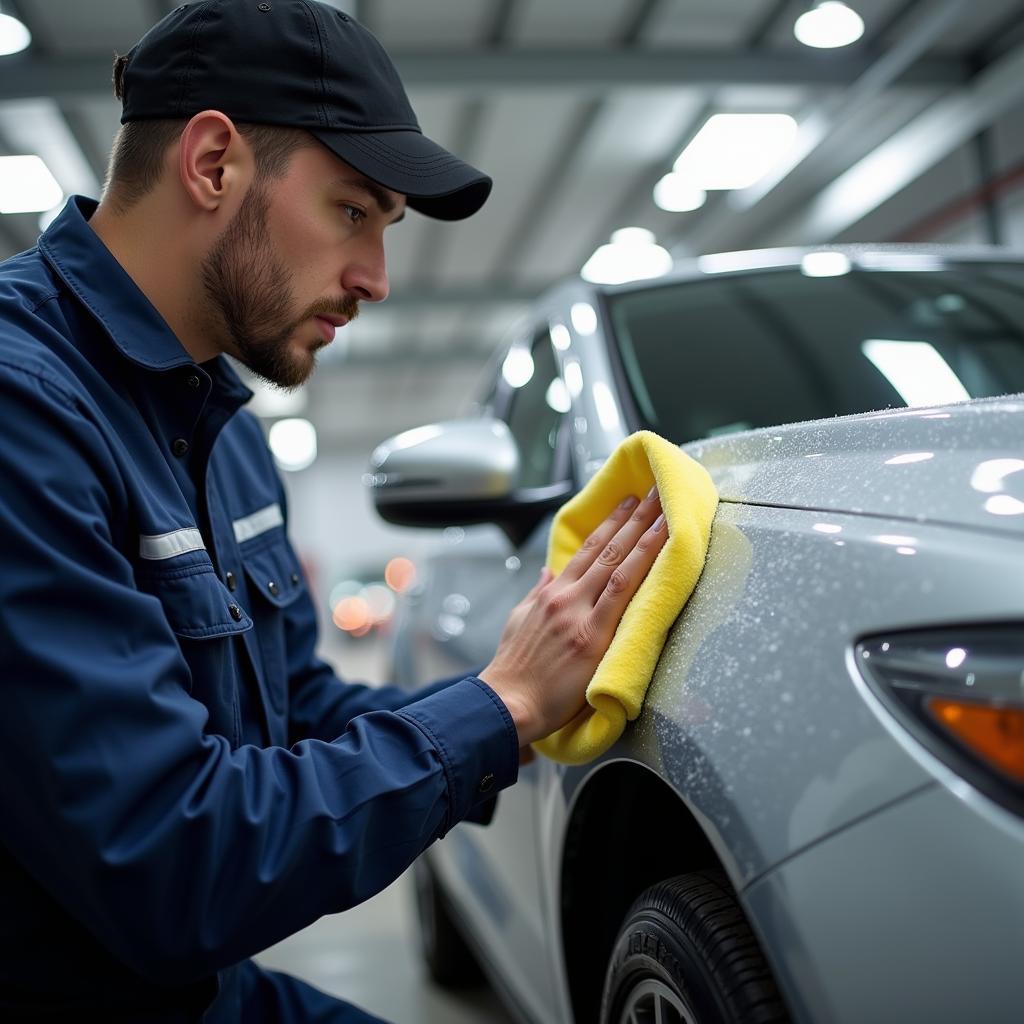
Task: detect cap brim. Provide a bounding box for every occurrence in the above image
[312,127,491,221]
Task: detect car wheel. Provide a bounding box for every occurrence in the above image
[412,857,484,988]
[600,870,789,1024]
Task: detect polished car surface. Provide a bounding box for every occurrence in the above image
[369,247,1024,1024]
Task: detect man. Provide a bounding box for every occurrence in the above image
[0,2,667,1020]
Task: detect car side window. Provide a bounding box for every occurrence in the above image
[504,327,567,490]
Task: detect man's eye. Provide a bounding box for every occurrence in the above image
[341,204,366,224]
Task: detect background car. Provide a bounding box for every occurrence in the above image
[368,245,1024,1024]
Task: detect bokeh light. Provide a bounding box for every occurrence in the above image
[332,596,370,632]
[385,557,417,592]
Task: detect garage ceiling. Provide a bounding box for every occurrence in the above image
[1,0,1023,450]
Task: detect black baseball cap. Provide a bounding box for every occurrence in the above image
[117,0,491,220]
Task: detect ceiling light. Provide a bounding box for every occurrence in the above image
[794,2,864,49]
[501,347,535,388]
[269,418,318,472]
[697,249,798,275]
[545,378,571,414]
[0,156,63,214]
[581,227,673,286]
[570,302,598,336]
[653,173,707,213]
[549,323,571,351]
[0,12,30,56]
[861,340,970,408]
[801,251,851,278]
[672,114,798,191]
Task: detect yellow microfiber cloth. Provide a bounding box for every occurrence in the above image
[533,431,719,765]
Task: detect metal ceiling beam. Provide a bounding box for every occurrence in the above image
[775,35,1024,243]
[673,0,968,255]
[735,0,966,212]
[0,50,967,102]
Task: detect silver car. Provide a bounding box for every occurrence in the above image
[368,247,1024,1024]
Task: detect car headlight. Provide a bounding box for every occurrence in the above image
[857,627,1024,814]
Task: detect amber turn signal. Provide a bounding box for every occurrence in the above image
[927,698,1024,783]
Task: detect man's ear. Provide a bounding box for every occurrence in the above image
[178,110,250,211]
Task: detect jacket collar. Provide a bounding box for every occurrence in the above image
[39,196,199,372]
[39,196,252,406]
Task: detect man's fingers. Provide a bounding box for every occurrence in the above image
[591,511,669,633]
[578,487,661,601]
[557,493,641,583]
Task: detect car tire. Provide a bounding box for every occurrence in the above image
[600,870,789,1024]
[412,858,484,989]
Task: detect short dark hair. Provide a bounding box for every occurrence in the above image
[105,55,315,211]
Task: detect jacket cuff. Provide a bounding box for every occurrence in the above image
[397,676,518,835]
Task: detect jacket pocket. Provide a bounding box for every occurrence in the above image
[239,536,304,714]
[138,560,253,639]
[136,559,252,746]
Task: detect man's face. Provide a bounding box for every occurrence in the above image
[200,143,405,389]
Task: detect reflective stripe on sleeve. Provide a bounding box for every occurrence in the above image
[232,503,284,544]
[139,528,206,560]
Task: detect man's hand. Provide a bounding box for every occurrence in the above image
[480,487,667,748]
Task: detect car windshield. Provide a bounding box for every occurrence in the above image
[607,263,1024,444]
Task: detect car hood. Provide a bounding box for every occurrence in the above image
[683,394,1024,537]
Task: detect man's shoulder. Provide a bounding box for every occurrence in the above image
[0,248,83,401]
[0,246,60,313]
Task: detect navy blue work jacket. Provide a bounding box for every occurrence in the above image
[0,197,518,1021]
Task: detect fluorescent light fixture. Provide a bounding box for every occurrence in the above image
[672,114,798,191]
[502,347,535,388]
[884,451,934,466]
[564,359,584,398]
[862,340,971,407]
[970,459,1024,494]
[592,381,622,431]
[858,252,946,272]
[269,418,317,472]
[697,248,798,275]
[549,323,571,351]
[794,2,865,49]
[653,173,707,213]
[801,251,851,278]
[581,227,672,286]
[873,535,918,547]
[545,378,571,414]
[0,12,30,56]
[570,302,598,336]
[0,156,63,214]
[985,494,1024,517]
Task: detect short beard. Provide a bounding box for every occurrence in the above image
[200,181,359,389]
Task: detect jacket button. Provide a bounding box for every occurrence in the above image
[186,374,201,389]
[478,773,495,794]
[225,571,237,592]
[290,573,300,586]
[267,581,279,596]
[172,438,189,457]
[228,604,243,622]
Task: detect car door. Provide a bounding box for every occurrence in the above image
[410,323,573,1021]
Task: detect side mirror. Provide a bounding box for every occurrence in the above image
[366,418,572,545]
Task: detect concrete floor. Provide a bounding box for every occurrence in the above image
[254,868,515,1024]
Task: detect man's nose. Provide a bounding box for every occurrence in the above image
[341,244,389,303]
